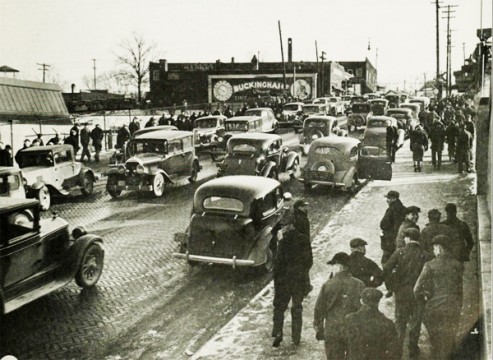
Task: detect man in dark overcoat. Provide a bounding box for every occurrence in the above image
[442,203,474,262]
[314,252,365,359]
[395,206,421,249]
[409,125,428,172]
[414,235,464,360]
[421,209,463,259]
[79,123,91,161]
[64,129,80,155]
[455,124,473,173]
[347,238,383,288]
[428,120,446,169]
[343,288,400,360]
[445,119,459,162]
[129,117,141,135]
[90,124,104,162]
[69,121,80,155]
[116,124,131,149]
[379,190,406,264]
[271,218,313,347]
[383,228,433,359]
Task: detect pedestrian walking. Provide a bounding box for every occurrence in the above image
[70,121,80,155]
[386,123,398,163]
[293,199,310,238]
[380,190,407,264]
[456,124,473,173]
[271,217,313,347]
[414,235,464,360]
[116,124,131,149]
[445,120,459,162]
[395,206,420,249]
[79,123,91,161]
[409,125,428,172]
[343,288,400,360]
[0,143,13,166]
[145,117,156,128]
[421,209,462,259]
[442,203,474,262]
[47,131,61,145]
[90,124,104,162]
[64,129,80,155]
[428,120,446,169]
[314,252,365,359]
[129,117,141,135]
[347,238,383,288]
[383,228,433,359]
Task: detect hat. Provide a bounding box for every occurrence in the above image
[327,252,350,266]
[428,208,441,219]
[95,123,100,127]
[431,235,450,248]
[294,199,309,209]
[405,206,421,215]
[404,228,420,241]
[384,190,400,199]
[445,203,457,213]
[350,238,368,248]
[361,288,383,305]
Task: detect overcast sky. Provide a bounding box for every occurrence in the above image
[1,0,490,93]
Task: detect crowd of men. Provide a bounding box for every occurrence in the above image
[271,189,474,360]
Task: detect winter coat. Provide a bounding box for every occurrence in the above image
[64,135,79,154]
[442,216,474,261]
[429,122,446,150]
[410,128,428,161]
[421,222,463,259]
[129,121,140,135]
[380,199,406,250]
[395,219,420,249]
[348,252,384,288]
[90,127,104,146]
[116,127,131,148]
[80,127,91,146]
[456,129,472,154]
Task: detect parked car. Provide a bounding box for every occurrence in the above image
[106,130,200,198]
[295,104,329,133]
[328,97,345,115]
[279,102,304,128]
[0,198,104,315]
[0,167,26,199]
[399,103,421,122]
[362,116,405,152]
[301,137,391,192]
[244,107,279,133]
[368,99,389,116]
[299,116,345,155]
[173,176,292,271]
[16,145,97,211]
[209,116,263,161]
[386,108,417,137]
[347,103,372,132]
[216,133,299,179]
[192,115,226,151]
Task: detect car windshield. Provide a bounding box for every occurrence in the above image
[132,140,167,154]
[352,104,370,112]
[283,104,299,111]
[225,122,249,131]
[371,101,387,106]
[245,110,262,117]
[352,97,365,102]
[314,146,340,155]
[305,119,328,127]
[203,196,244,212]
[368,119,391,127]
[194,119,217,129]
[329,98,338,102]
[18,151,53,168]
[303,106,320,113]
[231,143,257,154]
[361,146,387,157]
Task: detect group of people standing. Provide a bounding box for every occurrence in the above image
[63,122,104,162]
[271,189,473,360]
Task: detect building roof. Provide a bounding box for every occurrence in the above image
[0,77,69,123]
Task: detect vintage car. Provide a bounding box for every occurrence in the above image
[386,108,417,136]
[16,145,97,211]
[362,116,406,153]
[279,102,304,128]
[399,103,421,121]
[0,198,104,315]
[216,133,299,179]
[328,96,345,115]
[365,93,380,100]
[347,103,372,132]
[173,176,292,271]
[0,167,26,199]
[106,130,200,198]
[350,95,367,104]
[299,116,345,155]
[368,99,389,116]
[385,94,402,108]
[192,115,226,150]
[409,96,430,111]
[341,95,352,109]
[295,103,328,133]
[301,137,391,192]
[244,107,279,133]
[209,116,263,161]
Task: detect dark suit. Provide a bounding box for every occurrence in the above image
[442,216,474,261]
[379,199,406,264]
[348,252,383,288]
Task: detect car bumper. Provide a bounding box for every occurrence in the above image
[172,251,255,268]
[107,180,152,192]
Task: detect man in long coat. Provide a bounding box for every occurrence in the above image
[79,123,91,161]
[395,206,421,249]
[428,120,446,169]
[456,124,473,173]
[347,238,383,288]
[379,190,406,264]
[90,124,104,162]
[442,203,474,262]
[421,209,463,260]
[410,125,428,172]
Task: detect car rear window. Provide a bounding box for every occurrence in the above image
[352,104,370,112]
[195,119,217,128]
[306,119,327,127]
[283,104,299,111]
[368,119,391,127]
[225,122,248,131]
[361,146,386,157]
[314,146,339,155]
[232,144,257,153]
[203,196,244,212]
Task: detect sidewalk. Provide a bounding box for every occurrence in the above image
[192,141,482,359]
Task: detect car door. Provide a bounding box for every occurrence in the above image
[266,139,282,167]
[162,139,186,176]
[180,136,195,173]
[54,148,77,190]
[357,145,392,180]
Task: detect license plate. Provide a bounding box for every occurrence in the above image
[118,181,125,186]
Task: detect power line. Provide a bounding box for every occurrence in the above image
[442,4,458,97]
[37,63,50,83]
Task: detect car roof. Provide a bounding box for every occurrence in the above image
[303,103,325,107]
[226,116,261,122]
[195,115,226,121]
[246,107,271,111]
[228,133,280,142]
[20,144,71,153]
[284,102,304,106]
[400,103,420,107]
[0,166,21,175]
[369,116,394,121]
[0,197,39,213]
[305,116,337,121]
[387,108,411,113]
[310,136,360,149]
[195,176,281,203]
[133,130,192,141]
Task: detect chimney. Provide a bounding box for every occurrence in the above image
[71,84,75,93]
[231,57,235,63]
[160,59,168,71]
[288,38,292,63]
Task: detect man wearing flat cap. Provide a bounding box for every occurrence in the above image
[442,203,474,261]
[314,252,365,359]
[293,199,310,238]
[343,288,399,360]
[414,235,464,360]
[421,209,463,260]
[379,190,406,264]
[395,206,421,249]
[347,238,383,288]
[383,227,433,359]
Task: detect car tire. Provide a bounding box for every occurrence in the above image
[106,175,122,198]
[152,173,165,197]
[75,242,104,288]
[80,173,94,196]
[347,174,358,194]
[189,162,199,183]
[36,185,51,211]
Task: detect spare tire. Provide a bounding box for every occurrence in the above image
[311,161,335,175]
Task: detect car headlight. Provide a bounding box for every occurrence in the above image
[118,165,126,174]
[218,136,224,142]
[136,164,145,174]
[312,134,319,140]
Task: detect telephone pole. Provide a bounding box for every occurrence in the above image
[432,0,442,99]
[320,51,326,96]
[37,63,50,83]
[92,59,97,90]
[442,4,457,97]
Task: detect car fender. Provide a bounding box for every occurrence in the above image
[64,234,104,277]
[28,180,47,192]
[246,225,273,265]
[261,161,277,177]
[150,169,172,183]
[78,168,96,184]
[106,167,121,176]
[341,166,357,186]
[284,151,299,171]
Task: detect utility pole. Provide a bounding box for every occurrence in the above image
[37,63,50,83]
[92,59,97,90]
[320,51,326,96]
[315,41,319,96]
[463,43,466,64]
[432,0,442,99]
[442,4,457,97]
[278,21,286,90]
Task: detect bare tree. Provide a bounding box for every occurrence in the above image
[115,32,157,104]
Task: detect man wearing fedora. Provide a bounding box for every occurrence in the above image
[380,190,407,264]
[314,252,365,359]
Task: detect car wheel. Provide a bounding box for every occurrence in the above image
[75,242,104,288]
[106,175,122,198]
[263,248,274,273]
[189,162,199,183]
[347,175,358,194]
[153,173,165,197]
[36,185,51,211]
[80,173,94,196]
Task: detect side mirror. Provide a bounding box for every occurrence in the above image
[283,192,292,201]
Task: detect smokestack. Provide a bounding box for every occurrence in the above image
[71,84,75,93]
[231,57,235,63]
[159,59,168,71]
[288,38,292,63]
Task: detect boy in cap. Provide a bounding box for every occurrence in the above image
[314,252,365,359]
[343,288,399,360]
[347,238,383,288]
[379,190,406,264]
[395,206,421,249]
[414,235,464,360]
